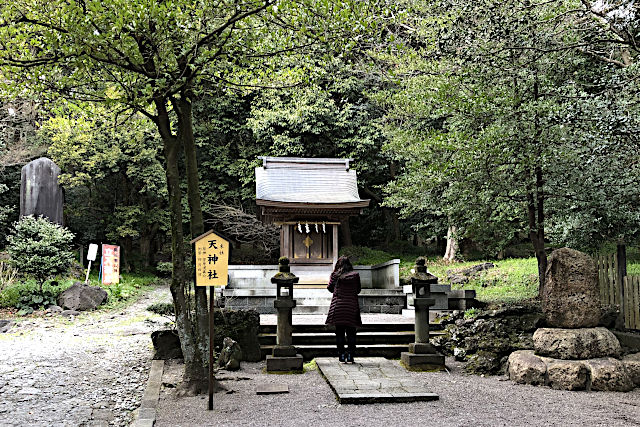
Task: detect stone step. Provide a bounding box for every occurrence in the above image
[258,331,445,346]
[260,344,413,360]
[259,323,443,334]
[292,305,330,314]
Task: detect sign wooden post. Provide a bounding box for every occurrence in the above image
[85,243,98,285]
[190,230,229,411]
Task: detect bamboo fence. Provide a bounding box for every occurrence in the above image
[596,254,640,330]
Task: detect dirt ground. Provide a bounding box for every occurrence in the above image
[155,358,640,427]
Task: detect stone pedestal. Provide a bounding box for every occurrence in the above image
[401,258,445,371]
[507,249,639,392]
[267,258,303,372]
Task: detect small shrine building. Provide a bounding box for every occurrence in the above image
[255,157,369,266]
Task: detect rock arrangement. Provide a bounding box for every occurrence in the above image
[508,248,640,391]
[446,262,495,285]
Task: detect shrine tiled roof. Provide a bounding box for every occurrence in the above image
[255,157,368,205]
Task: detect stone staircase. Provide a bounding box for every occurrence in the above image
[225,286,406,315]
[259,322,445,360]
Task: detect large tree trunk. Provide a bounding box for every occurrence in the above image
[443,225,458,262]
[155,98,208,394]
[174,95,209,372]
[527,166,547,297]
[173,94,223,395]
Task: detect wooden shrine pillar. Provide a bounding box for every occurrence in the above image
[332,224,338,266]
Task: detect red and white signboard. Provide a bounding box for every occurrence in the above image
[102,244,121,285]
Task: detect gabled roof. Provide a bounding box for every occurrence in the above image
[255,157,369,206]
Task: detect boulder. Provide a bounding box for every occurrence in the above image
[217,337,242,371]
[57,282,108,311]
[151,330,183,360]
[622,352,640,387]
[61,310,80,317]
[533,327,622,360]
[583,358,634,392]
[543,358,588,390]
[46,305,63,314]
[542,248,600,328]
[0,320,13,333]
[214,309,261,362]
[507,350,546,385]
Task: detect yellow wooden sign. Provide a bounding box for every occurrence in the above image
[191,230,229,287]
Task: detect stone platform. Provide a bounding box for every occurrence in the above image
[316,357,439,403]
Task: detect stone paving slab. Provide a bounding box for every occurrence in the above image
[316,357,439,404]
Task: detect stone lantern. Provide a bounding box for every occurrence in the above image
[401,257,445,371]
[266,257,303,372]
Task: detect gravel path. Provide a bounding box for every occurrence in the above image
[156,358,640,427]
[0,285,171,427]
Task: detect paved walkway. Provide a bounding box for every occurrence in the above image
[0,285,170,427]
[315,357,439,403]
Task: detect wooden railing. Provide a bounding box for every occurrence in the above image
[622,276,640,331]
[596,253,640,330]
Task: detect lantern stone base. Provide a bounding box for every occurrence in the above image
[400,352,445,371]
[266,354,304,372]
[272,345,298,357]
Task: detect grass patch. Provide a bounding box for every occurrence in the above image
[303,359,318,372]
[429,257,539,304]
[341,245,540,304]
[0,271,158,313]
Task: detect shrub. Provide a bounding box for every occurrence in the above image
[147,302,175,316]
[0,260,18,292]
[16,286,59,315]
[7,216,75,291]
[156,261,173,277]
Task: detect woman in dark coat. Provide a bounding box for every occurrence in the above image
[325,256,362,363]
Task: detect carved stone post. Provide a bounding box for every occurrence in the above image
[401,257,445,371]
[266,257,304,372]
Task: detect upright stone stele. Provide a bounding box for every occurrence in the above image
[401,257,445,371]
[266,257,303,372]
[20,157,64,225]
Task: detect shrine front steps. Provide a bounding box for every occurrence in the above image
[258,323,445,360]
[223,287,406,315]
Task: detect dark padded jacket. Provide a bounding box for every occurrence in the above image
[325,271,362,327]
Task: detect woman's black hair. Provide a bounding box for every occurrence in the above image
[332,255,354,278]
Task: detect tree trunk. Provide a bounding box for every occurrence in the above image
[155,98,206,392]
[382,207,401,243]
[340,218,353,247]
[527,166,547,297]
[443,225,458,262]
[174,94,217,393]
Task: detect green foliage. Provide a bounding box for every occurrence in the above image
[379,0,640,258]
[16,286,59,314]
[463,308,479,319]
[0,278,71,312]
[147,302,175,316]
[156,262,173,277]
[41,104,168,268]
[100,273,155,307]
[0,260,18,292]
[0,272,156,311]
[339,246,399,266]
[0,183,15,246]
[7,216,75,290]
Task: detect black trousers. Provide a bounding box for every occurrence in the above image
[335,326,357,353]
